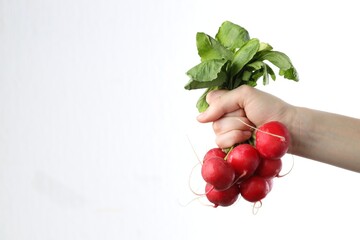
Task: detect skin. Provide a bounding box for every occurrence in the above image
[197,85,360,173]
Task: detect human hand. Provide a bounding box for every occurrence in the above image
[197,85,294,149]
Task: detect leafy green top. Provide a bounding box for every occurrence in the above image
[185,21,299,112]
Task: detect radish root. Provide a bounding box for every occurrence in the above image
[235,118,286,141]
[186,134,203,165]
[187,162,204,196]
[252,201,262,215]
[278,154,295,178]
[177,196,204,207]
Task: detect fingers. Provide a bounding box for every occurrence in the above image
[206,89,228,104]
[196,85,258,148]
[215,130,253,149]
[197,86,248,123]
[212,115,253,134]
[212,114,254,148]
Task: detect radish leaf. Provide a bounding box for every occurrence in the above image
[215,21,250,51]
[258,42,273,52]
[185,59,228,90]
[256,51,299,81]
[196,33,233,61]
[185,21,299,112]
[196,87,219,113]
[230,38,260,77]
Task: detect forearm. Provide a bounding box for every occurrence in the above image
[287,107,360,172]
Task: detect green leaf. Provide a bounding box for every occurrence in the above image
[232,75,244,89]
[247,80,258,87]
[185,72,227,90]
[280,67,299,80]
[241,70,252,81]
[255,50,299,81]
[265,63,276,80]
[258,42,273,52]
[230,38,260,77]
[196,33,233,61]
[186,59,227,81]
[245,61,263,71]
[256,51,291,69]
[196,87,218,112]
[215,21,250,51]
[251,68,264,82]
[244,62,275,85]
[184,59,228,90]
[263,63,269,85]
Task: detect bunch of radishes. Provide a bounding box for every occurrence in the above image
[201,121,291,208]
[184,21,298,209]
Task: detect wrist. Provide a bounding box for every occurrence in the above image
[283,105,303,155]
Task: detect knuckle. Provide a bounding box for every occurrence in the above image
[212,120,222,133]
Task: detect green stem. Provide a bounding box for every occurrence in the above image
[224,145,235,161]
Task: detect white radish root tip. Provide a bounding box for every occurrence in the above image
[252,201,263,215]
[177,196,204,207]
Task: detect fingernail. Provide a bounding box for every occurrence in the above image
[244,130,252,138]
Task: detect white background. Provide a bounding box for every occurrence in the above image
[1,0,360,239]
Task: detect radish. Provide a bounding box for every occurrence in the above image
[227,144,260,181]
[239,176,270,203]
[205,183,240,207]
[255,158,282,179]
[201,156,235,191]
[255,121,290,159]
[203,148,226,162]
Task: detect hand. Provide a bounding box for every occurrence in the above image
[197,85,294,149]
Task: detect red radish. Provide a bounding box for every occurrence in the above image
[255,121,290,159]
[201,156,235,191]
[239,176,270,202]
[256,158,282,179]
[227,144,260,181]
[205,183,240,207]
[203,148,226,162]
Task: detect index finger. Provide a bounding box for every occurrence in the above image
[197,86,248,123]
[206,89,228,105]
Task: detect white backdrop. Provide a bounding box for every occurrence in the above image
[1,0,360,239]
